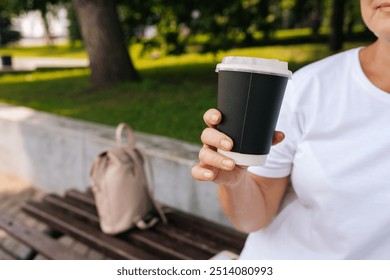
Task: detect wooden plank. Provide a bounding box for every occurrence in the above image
[0,214,82,260]
[0,248,15,260]
[67,189,246,241]
[23,201,157,260]
[43,189,245,256]
[49,190,243,257]
[65,189,95,207]
[167,210,246,251]
[64,189,245,254]
[153,224,225,255]
[43,194,99,224]
[125,229,212,259]
[42,195,210,259]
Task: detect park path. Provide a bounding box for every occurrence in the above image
[0,172,106,259]
[9,57,89,71]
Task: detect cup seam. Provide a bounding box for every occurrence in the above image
[239,73,253,152]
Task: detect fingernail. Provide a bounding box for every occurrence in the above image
[211,114,219,122]
[223,159,234,168]
[220,139,232,150]
[204,171,213,179]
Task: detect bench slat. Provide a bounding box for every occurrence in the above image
[166,209,246,251]
[0,214,82,260]
[52,190,244,257]
[153,225,222,255]
[41,195,215,259]
[27,189,246,259]
[65,189,246,250]
[0,248,15,260]
[44,194,99,224]
[66,189,95,207]
[22,202,157,260]
[125,229,212,260]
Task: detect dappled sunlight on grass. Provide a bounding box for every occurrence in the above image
[133,51,218,70]
[0,41,371,143]
[0,44,87,58]
[212,42,366,70]
[0,68,90,83]
[132,42,366,73]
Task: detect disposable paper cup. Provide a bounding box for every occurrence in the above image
[216,56,291,166]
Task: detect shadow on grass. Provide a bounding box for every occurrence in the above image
[0,55,335,144]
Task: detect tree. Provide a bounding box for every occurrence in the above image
[0,1,22,47]
[1,0,138,89]
[3,0,62,45]
[258,0,271,41]
[71,0,140,89]
[66,3,82,46]
[329,0,346,51]
[0,16,21,47]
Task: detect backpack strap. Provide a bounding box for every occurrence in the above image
[116,123,136,147]
[134,216,159,230]
[139,148,168,225]
[116,123,168,226]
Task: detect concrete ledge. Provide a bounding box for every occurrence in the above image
[0,104,232,226]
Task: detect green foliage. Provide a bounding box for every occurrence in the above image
[1,0,366,56]
[0,0,66,46]
[115,0,366,57]
[0,42,366,143]
[0,44,86,58]
[0,16,21,46]
[0,0,62,14]
[66,4,82,44]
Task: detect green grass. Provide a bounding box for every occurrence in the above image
[0,41,369,144]
[0,43,87,58]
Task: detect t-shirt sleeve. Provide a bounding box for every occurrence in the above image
[248,79,302,178]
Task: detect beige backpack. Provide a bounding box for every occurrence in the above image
[90,123,167,235]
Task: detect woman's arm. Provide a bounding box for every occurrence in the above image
[192,108,289,233]
[218,173,289,233]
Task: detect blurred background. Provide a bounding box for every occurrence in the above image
[0,0,375,144]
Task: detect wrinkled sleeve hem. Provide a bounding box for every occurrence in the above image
[247,166,291,179]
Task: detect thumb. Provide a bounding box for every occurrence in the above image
[272,131,285,146]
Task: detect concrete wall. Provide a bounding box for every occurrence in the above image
[0,104,232,227]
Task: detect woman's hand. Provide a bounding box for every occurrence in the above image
[191,108,285,188]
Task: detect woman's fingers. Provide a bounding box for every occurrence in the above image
[203,108,284,147]
[199,146,235,171]
[201,127,233,151]
[203,108,222,127]
[191,164,218,181]
[195,109,285,185]
[192,143,235,181]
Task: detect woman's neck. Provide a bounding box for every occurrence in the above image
[359,39,390,93]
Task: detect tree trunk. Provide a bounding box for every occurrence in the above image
[40,9,53,46]
[259,0,271,42]
[309,0,322,38]
[329,0,346,52]
[72,0,140,89]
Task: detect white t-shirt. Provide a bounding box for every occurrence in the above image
[240,47,390,259]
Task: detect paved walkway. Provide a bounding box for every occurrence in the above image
[1,57,89,71]
[0,172,106,259]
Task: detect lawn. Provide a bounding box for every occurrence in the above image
[0,41,369,144]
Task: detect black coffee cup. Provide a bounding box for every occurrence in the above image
[216,56,291,166]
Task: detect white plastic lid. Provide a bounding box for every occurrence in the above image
[216,56,292,79]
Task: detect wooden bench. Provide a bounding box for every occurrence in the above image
[0,247,15,260]
[0,213,83,259]
[1,189,247,260]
